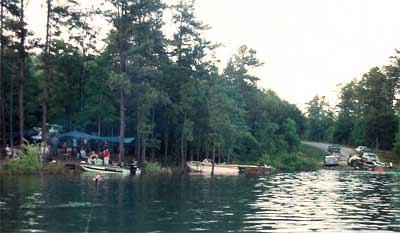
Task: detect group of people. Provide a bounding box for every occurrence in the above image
[88,148,111,165]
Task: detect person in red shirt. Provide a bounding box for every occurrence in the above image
[103,149,110,165]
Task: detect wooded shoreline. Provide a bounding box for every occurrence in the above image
[0,0,306,169]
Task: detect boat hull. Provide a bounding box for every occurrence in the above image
[187,160,272,175]
[186,161,239,175]
[80,164,139,175]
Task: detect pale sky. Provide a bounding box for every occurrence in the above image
[27,0,400,110]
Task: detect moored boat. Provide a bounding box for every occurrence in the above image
[80,163,141,175]
[187,159,272,175]
[238,164,272,174]
[187,159,240,175]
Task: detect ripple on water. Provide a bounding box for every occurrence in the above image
[1,170,400,233]
[49,201,102,208]
[244,170,400,232]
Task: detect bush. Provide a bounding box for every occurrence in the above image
[44,163,69,175]
[258,154,271,166]
[271,152,319,173]
[1,144,41,174]
[298,144,325,160]
[144,162,162,174]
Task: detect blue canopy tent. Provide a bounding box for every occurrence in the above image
[61,130,134,144]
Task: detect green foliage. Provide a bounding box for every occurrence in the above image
[257,154,271,166]
[271,153,319,173]
[259,144,322,173]
[298,144,325,161]
[0,0,306,168]
[393,126,400,156]
[305,95,335,142]
[144,162,162,174]
[0,144,41,174]
[44,163,69,175]
[328,61,399,150]
[282,118,300,152]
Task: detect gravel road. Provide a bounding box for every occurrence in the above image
[302,141,355,164]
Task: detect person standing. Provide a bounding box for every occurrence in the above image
[89,151,98,164]
[72,138,77,156]
[103,149,110,165]
[5,144,12,158]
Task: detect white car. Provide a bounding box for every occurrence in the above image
[324,155,339,166]
[355,146,367,153]
[355,146,371,155]
[361,152,380,163]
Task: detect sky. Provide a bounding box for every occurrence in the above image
[26,0,400,110]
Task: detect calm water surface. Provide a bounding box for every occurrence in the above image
[1,170,400,232]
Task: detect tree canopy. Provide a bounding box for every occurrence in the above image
[0,0,306,165]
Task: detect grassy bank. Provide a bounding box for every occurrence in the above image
[298,143,326,161]
[262,144,324,173]
[0,144,78,175]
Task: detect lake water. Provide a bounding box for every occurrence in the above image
[1,170,400,232]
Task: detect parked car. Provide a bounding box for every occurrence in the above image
[324,155,339,166]
[355,146,371,155]
[361,152,380,163]
[328,145,341,154]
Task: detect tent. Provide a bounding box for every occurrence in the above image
[61,130,134,144]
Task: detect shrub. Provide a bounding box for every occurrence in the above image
[144,162,162,174]
[258,154,272,166]
[1,144,41,174]
[272,152,319,173]
[44,163,69,175]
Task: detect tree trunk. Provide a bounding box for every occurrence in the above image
[196,142,200,161]
[164,129,168,163]
[9,74,13,145]
[211,141,216,175]
[42,0,51,153]
[18,0,25,145]
[141,137,146,166]
[118,88,125,162]
[205,140,209,159]
[150,109,155,162]
[135,103,141,160]
[97,117,101,136]
[190,144,193,161]
[79,43,86,113]
[0,0,4,146]
[217,147,220,164]
[180,114,186,170]
[183,137,188,162]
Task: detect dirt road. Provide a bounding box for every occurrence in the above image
[302,141,355,165]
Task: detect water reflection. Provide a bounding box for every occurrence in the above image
[245,170,400,232]
[1,171,400,232]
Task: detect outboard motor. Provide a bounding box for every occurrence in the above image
[130,160,138,175]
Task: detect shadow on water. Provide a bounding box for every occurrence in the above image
[1,171,400,232]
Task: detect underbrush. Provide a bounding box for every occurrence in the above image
[144,162,163,174]
[0,144,41,175]
[258,144,324,173]
[43,163,69,175]
[271,152,320,173]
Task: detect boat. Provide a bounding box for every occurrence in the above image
[238,164,272,174]
[187,159,240,175]
[80,163,141,175]
[186,159,272,175]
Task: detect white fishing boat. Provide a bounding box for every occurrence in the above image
[80,163,141,175]
[187,159,273,175]
[186,159,240,175]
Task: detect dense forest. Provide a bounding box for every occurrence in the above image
[0,0,306,167]
[305,50,400,153]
